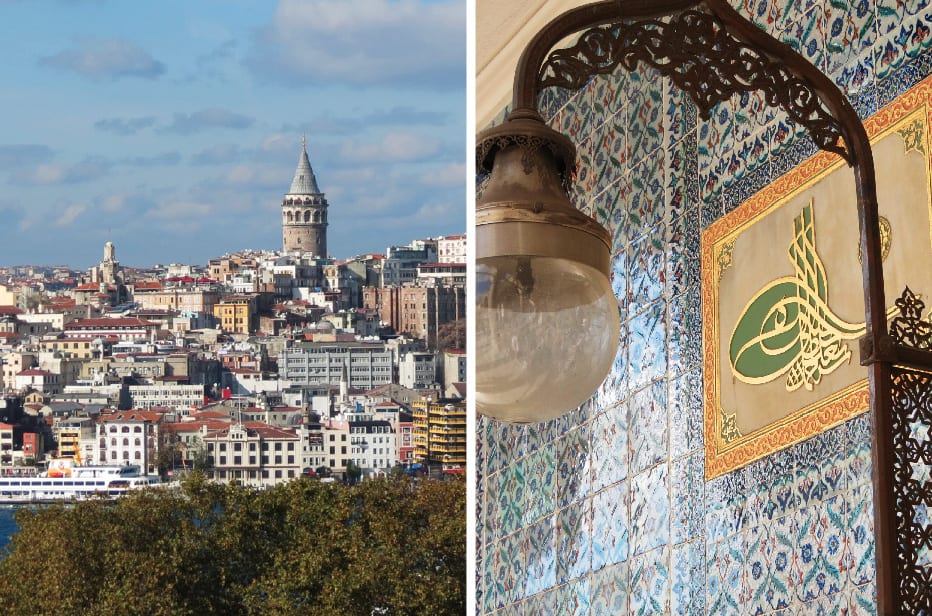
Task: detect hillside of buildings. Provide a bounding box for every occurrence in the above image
[0,231,466,484]
[0,473,466,615]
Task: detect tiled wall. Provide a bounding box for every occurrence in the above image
[477,2,932,614]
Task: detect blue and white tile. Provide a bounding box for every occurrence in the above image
[671,540,705,615]
[524,444,556,525]
[846,483,875,587]
[629,547,670,616]
[671,451,705,545]
[590,405,628,493]
[555,574,591,616]
[557,498,592,584]
[557,425,591,509]
[525,587,558,616]
[629,381,668,475]
[524,515,556,598]
[592,481,630,570]
[627,300,668,392]
[669,367,704,460]
[631,463,670,556]
[591,560,629,615]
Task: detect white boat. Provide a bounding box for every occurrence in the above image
[0,462,160,504]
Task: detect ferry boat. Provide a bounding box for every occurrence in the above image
[0,461,160,504]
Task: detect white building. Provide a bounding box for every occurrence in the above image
[203,422,301,488]
[129,384,205,411]
[93,410,162,474]
[399,351,437,389]
[348,419,397,476]
[280,343,393,390]
[437,234,467,263]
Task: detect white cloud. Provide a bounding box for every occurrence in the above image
[40,38,165,80]
[245,0,464,89]
[339,131,442,163]
[56,204,85,227]
[420,162,465,187]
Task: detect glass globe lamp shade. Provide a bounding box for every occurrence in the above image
[476,113,619,423]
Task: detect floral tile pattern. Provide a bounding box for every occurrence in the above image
[592,482,630,570]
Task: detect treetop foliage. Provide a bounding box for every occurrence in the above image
[0,474,466,615]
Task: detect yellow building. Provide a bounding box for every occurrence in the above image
[212,295,257,335]
[411,397,465,468]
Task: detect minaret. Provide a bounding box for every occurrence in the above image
[282,135,329,256]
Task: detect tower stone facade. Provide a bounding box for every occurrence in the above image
[282,137,328,256]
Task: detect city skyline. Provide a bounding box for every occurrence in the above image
[0,0,466,269]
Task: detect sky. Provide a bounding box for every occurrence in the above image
[0,0,466,269]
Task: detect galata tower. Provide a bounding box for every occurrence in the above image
[282,135,328,256]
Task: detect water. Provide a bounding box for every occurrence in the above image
[0,507,20,553]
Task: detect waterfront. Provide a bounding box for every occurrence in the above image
[0,507,19,552]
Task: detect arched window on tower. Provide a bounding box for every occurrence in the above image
[287,211,294,223]
[304,211,311,223]
[313,211,320,223]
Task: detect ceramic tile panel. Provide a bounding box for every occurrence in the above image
[670,540,705,615]
[770,513,798,612]
[846,483,875,587]
[631,463,670,556]
[629,382,668,475]
[663,81,698,154]
[592,481,630,570]
[557,497,592,583]
[626,66,664,166]
[847,580,877,615]
[524,515,556,597]
[664,205,699,304]
[591,560,629,615]
[494,458,526,537]
[668,284,701,379]
[778,6,828,73]
[825,0,876,87]
[500,527,527,606]
[590,405,628,493]
[484,538,504,612]
[557,424,591,509]
[627,300,667,392]
[590,119,628,202]
[524,444,556,525]
[705,533,746,616]
[877,0,931,38]
[744,523,771,615]
[626,225,666,315]
[668,367,704,460]
[626,153,666,244]
[671,452,705,545]
[665,130,700,225]
[556,574,591,616]
[629,547,670,615]
[524,588,557,616]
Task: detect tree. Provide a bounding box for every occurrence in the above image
[0,474,466,615]
[435,319,465,352]
[345,460,362,485]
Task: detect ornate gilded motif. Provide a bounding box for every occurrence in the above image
[891,287,932,350]
[720,410,742,444]
[899,118,926,155]
[538,10,851,163]
[717,239,735,279]
[890,366,932,613]
[729,201,867,392]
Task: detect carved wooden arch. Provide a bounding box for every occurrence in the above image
[486,0,912,612]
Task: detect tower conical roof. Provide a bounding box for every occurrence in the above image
[289,137,321,195]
